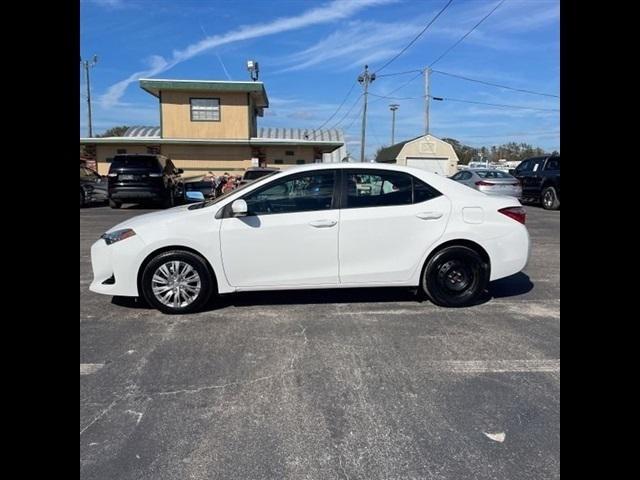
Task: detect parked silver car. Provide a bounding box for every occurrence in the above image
[450,169,522,198]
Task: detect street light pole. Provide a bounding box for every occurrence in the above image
[81,55,98,138]
[389,104,399,145]
[358,65,376,162]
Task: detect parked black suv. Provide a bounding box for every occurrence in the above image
[107,154,184,209]
[512,154,560,210]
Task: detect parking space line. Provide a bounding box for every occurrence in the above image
[80,363,105,375]
[422,359,559,373]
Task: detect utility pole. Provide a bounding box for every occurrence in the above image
[80,55,98,137]
[424,67,431,136]
[389,104,399,145]
[358,65,375,162]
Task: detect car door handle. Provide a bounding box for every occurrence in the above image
[416,211,443,220]
[309,219,337,228]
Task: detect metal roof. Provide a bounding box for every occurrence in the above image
[256,128,344,142]
[123,126,161,138]
[139,78,269,108]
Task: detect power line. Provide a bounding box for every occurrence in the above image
[432,70,559,98]
[315,80,358,131]
[429,0,506,67]
[374,0,454,75]
[376,69,423,79]
[331,93,363,129]
[370,91,560,112]
[438,96,560,112]
[370,70,424,103]
[344,102,365,132]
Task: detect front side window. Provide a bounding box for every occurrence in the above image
[517,159,533,173]
[243,171,336,216]
[190,98,220,121]
[460,171,473,180]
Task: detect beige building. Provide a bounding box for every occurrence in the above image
[80,79,344,176]
[375,134,459,176]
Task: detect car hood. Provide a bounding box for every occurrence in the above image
[106,204,197,233]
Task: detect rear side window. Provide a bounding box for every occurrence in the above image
[109,156,160,171]
[517,159,533,173]
[344,170,441,209]
[545,157,560,170]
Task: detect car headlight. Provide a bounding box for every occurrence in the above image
[100,228,136,245]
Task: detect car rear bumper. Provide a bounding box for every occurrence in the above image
[109,187,165,201]
[89,236,146,297]
[485,225,530,281]
[479,186,522,198]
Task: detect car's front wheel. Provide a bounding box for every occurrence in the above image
[422,246,489,307]
[141,250,214,314]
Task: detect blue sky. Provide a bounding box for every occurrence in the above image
[80,0,560,157]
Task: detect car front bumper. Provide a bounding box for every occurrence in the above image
[89,235,146,297]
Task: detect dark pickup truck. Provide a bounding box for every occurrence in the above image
[512,155,560,210]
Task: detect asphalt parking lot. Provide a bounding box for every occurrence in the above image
[80,204,559,480]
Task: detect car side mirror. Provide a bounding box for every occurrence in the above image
[231,199,248,217]
[185,191,205,202]
[176,168,184,174]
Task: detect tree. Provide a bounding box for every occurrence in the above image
[98,125,130,137]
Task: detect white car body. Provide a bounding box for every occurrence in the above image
[90,163,529,299]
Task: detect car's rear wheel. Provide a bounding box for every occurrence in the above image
[109,199,122,209]
[422,246,489,307]
[541,186,560,210]
[141,250,214,314]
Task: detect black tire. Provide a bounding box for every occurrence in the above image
[421,246,489,308]
[140,250,214,314]
[109,199,122,209]
[541,186,560,210]
[80,189,86,208]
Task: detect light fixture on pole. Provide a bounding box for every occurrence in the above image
[80,54,98,138]
[389,104,399,145]
[247,60,259,81]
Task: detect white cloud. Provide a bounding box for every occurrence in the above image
[100,0,397,108]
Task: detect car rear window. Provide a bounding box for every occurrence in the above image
[244,170,272,180]
[475,170,511,179]
[109,156,160,171]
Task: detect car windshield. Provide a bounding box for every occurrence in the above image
[110,156,159,170]
[189,170,281,209]
[475,170,512,179]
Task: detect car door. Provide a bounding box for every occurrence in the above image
[514,158,534,196]
[219,169,340,288]
[338,169,451,284]
[528,157,547,194]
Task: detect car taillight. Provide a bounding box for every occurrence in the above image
[476,181,494,186]
[107,173,117,177]
[148,173,162,177]
[499,206,526,224]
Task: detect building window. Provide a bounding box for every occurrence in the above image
[274,159,283,165]
[296,159,305,165]
[116,149,127,154]
[190,98,220,121]
[285,150,295,156]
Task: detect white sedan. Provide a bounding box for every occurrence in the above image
[90,163,529,314]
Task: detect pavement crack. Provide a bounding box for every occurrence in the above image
[80,397,120,436]
[155,370,295,397]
